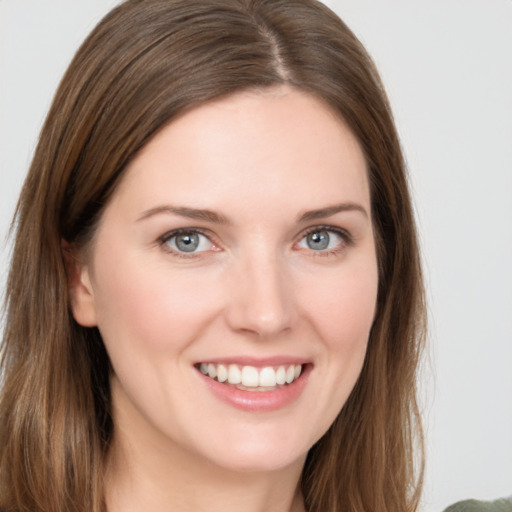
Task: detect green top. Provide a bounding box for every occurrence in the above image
[444,497,512,512]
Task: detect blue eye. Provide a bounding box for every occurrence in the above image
[298,229,345,252]
[164,230,213,253]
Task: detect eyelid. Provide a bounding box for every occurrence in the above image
[295,224,354,254]
[299,224,353,243]
[159,227,208,243]
[158,227,220,257]
[156,224,354,258]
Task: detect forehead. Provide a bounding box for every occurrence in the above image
[112,86,370,220]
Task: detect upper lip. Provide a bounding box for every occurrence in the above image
[195,356,311,367]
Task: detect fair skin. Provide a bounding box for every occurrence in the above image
[70,86,378,512]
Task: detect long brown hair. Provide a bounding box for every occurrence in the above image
[0,1,425,511]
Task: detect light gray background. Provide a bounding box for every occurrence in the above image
[1,1,511,510]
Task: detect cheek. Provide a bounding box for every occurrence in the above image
[291,258,378,441]
[90,251,222,359]
[301,262,378,351]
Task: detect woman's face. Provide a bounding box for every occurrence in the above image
[71,86,378,473]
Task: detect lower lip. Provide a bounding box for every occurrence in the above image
[197,365,312,412]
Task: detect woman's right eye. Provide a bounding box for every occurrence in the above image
[161,230,215,254]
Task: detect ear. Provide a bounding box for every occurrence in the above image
[62,240,98,327]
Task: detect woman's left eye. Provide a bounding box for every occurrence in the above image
[162,230,214,254]
[297,228,348,253]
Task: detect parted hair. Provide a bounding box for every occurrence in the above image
[0,1,425,511]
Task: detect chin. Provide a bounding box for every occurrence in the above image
[209,450,306,474]
[194,429,311,474]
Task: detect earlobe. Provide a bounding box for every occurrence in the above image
[62,240,98,327]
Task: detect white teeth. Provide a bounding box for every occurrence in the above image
[276,366,286,385]
[227,364,241,384]
[217,364,228,383]
[199,363,303,388]
[285,365,295,384]
[241,366,259,387]
[207,363,217,379]
[259,366,277,387]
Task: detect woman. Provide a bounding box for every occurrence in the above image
[0,1,425,511]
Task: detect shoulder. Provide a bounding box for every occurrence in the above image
[444,497,512,512]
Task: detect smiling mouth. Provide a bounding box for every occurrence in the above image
[196,363,303,391]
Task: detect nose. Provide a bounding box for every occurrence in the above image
[225,250,297,339]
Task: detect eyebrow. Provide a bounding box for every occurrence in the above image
[297,203,368,222]
[137,201,368,225]
[137,205,230,225]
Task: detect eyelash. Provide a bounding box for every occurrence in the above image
[158,228,217,259]
[158,225,354,259]
[298,225,354,257]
